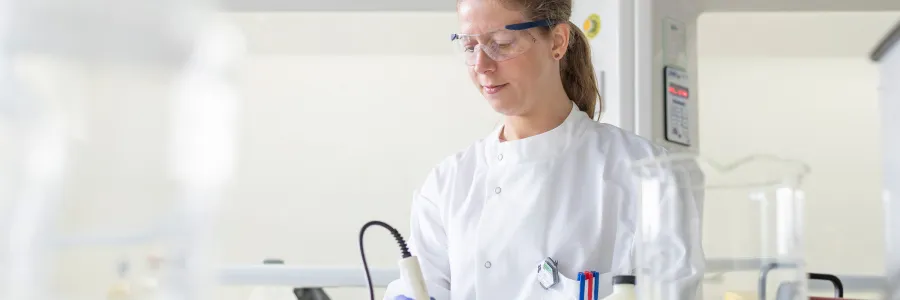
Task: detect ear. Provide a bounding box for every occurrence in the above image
[550,22,571,59]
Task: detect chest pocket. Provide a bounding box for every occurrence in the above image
[511,268,579,300]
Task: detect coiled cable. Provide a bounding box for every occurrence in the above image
[359,220,412,300]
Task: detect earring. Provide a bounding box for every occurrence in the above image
[554,53,561,59]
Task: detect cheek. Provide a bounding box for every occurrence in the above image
[500,55,543,86]
[530,48,556,77]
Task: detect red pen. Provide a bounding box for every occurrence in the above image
[584,271,594,300]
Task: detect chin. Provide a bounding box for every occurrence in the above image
[485,96,525,116]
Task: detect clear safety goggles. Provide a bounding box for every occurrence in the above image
[450,20,556,66]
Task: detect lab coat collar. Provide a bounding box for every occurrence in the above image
[485,102,590,164]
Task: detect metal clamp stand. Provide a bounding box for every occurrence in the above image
[758,262,798,300]
[808,272,844,298]
[759,262,846,299]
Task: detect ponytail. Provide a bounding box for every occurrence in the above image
[560,21,600,120]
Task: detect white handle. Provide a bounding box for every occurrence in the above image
[399,256,430,300]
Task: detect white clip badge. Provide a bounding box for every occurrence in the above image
[536,257,560,289]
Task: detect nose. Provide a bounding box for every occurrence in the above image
[472,48,496,74]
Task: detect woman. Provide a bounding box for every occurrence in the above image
[385,0,704,299]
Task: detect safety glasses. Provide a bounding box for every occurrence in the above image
[450,20,556,66]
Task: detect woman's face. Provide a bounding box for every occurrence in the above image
[457,0,560,116]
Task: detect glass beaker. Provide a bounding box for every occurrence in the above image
[631,153,810,300]
[0,0,243,299]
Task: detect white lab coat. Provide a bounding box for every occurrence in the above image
[384,102,704,300]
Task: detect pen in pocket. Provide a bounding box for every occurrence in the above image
[584,271,593,300]
[577,272,585,300]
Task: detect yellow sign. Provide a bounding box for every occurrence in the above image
[583,14,601,39]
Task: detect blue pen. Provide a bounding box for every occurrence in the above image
[592,271,600,300]
[577,272,585,300]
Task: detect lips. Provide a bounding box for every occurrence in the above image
[483,83,508,95]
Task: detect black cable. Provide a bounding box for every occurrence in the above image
[359,220,412,300]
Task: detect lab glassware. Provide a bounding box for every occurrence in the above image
[0,0,244,299]
[631,153,810,300]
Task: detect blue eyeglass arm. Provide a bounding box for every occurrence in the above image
[505,19,555,30]
[450,19,555,41]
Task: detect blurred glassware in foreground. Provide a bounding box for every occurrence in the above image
[0,0,244,299]
[631,153,810,300]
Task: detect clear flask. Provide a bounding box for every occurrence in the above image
[0,0,244,299]
[631,153,810,300]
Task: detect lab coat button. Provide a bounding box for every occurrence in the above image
[484,261,492,268]
[494,187,501,194]
[497,154,504,161]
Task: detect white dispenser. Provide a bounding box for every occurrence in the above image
[601,275,636,300]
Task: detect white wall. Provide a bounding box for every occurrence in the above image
[216,55,496,299]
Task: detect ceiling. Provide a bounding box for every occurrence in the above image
[220,0,900,12]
